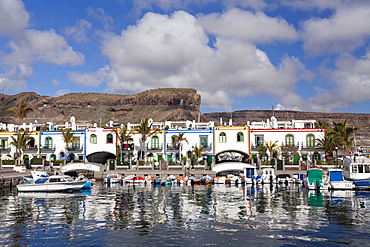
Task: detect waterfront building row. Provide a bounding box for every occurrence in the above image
[0,116,326,170]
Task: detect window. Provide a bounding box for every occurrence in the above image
[45,137,53,149]
[72,138,80,149]
[151,136,159,149]
[255,135,264,147]
[200,136,208,148]
[285,134,294,146]
[237,132,244,142]
[27,137,35,148]
[0,139,8,149]
[90,134,97,144]
[306,134,315,148]
[219,132,226,142]
[50,154,57,161]
[106,134,113,144]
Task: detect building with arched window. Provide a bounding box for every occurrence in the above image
[249,116,326,169]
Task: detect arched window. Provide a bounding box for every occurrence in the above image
[72,138,80,149]
[60,152,65,159]
[45,137,53,149]
[27,137,35,148]
[219,132,226,143]
[151,136,159,149]
[147,153,154,162]
[106,134,113,144]
[286,134,294,146]
[90,134,97,144]
[307,134,315,148]
[50,154,57,161]
[237,132,244,142]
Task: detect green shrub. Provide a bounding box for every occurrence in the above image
[2,160,15,165]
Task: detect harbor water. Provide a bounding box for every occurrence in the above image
[0,182,369,246]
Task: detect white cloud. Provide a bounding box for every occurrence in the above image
[198,8,298,43]
[301,4,370,56]
[68,10,310,110]
[281,0,367,10]
[68,65,112,88]
[0,0,29,37]
[87,7,113,30]
[1,27,85,93]
[55,89,70,97]
[64,19,92,43]
[52,79,60,86]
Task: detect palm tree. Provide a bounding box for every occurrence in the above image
[117,125,131,165]
[316,120,329,129]
[136,118,156,161]
[61,128,77,164]
[192,146,203,166]
[6,102,33,125]
[173,132,188,164]
[316,133,341,160]
[265,140,281,161]
[328,119,358,154]
[10,130,31,166]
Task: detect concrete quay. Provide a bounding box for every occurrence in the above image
[0,170,31,188]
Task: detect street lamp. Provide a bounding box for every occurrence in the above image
[335,146,338,167]
[0,145,2,170]
[128,147,131,170]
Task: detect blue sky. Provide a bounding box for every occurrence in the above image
[1,0,370,114]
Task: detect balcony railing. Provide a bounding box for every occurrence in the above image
[68,144,83,151]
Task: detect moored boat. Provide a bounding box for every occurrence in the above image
[303,167,330,190]
[343,156,370,190]
[17,171,91,192]
[104,172,121,183]
[328,169,354,190]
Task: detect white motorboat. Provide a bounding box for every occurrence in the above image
[259,167,276,184]
[328,169,354,190]
[343,156,370,189]
[17,171,91,192]
[104,172,122,183]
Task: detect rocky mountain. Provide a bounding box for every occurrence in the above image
[0,88,369,146]
[0,88,201,125]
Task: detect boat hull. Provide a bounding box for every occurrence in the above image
[330,181,354,190]
[353,179,370,190]
[17,181,88,192]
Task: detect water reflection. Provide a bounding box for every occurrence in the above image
[0,183,369,246]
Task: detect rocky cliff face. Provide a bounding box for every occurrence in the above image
[0,88,201,124]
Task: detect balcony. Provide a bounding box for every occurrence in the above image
[68,144,83,151]
[40,145,56,152]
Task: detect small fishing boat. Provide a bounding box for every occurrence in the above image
[213,176,226,184]
[244,165,257,184]
[292,173,306,184]
[188,176,200,185]
[276,174,291,185]
[259,168,276,184]
[343,156,370,190]
[17,171,91,192]
[303,167,330,190]
[201,175,213,184]
[104,172,121,183]
[328,169,354,190]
